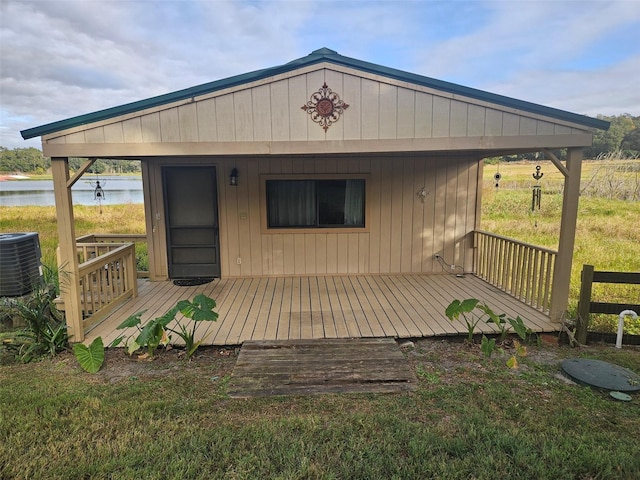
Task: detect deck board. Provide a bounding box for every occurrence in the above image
[86,274,559,346]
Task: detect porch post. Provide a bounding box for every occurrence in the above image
[550,147,583,322]
[51,158,83,341]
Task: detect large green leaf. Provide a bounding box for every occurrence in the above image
[117,311,144,329]
[73,337,105,373]
[177,295,219,322]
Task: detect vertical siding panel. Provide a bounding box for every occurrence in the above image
[368,157,381,273]
[520,116,537,135]
[485,109,503,136]
[233,89,254,142]
[454,159,469,269]
[361,78,379,139]
[281,156,294,174]
[536,120,555,135]
[261,235,273,275]
[304,234,316,274]
[464,159,479,272]
[422,157,438,272]
[397,88,415,138]
[502,113,520,136]
[467,105,485,137]
[358,233,369,273]
[326,233,338,273]
[272,234,284,275]
[306,70,326,142]
[270,80,290,141]
[140,113,161,143]
[283,234,295,274]
[316,234,327,274]
[325,70,344,141]
[411,156,426,272]
[450,100,468,137]
[378,159,393,273]
[432,97,451,137]
[122,118,143,143]
[178,103,198,142]
[104,123,124,143]
[236,160,252,276]
[196,98,218,141]
[415,92,433,138]
[432,158,447,265]
[223,158,241,276]
[443,158,459,266]
[347,233,359,273]
[65,131,86,143]
[289,75,309,141]
[389,158,403,272]
[247,158,263,276]
[216,95,236,141]
[342,74,361,140]
[252,84,272,141]
[294,234,306,274]
[554,124,571,135]
[159,109,180,142]
[314,156,327,174]
[337,234,349,274]
[379,83,398,139]
[85,127,105,143]
[400,157,415,272]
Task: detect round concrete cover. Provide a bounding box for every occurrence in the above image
[561,358,640,392]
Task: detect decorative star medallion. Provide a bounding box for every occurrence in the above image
[301,82,349,131]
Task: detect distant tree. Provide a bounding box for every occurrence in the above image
[620,128,640,154]
[585,114,637,159]
[0,146,50,173]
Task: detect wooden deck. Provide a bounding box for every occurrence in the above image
[86,274,559,347]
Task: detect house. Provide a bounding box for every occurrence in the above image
[21,48,609,342]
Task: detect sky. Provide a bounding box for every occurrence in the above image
[1,0,639,150]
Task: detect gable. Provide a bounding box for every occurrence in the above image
[22,48,608,157]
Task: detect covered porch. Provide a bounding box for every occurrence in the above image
[86,273,558,347]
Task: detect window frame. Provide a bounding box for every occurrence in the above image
[260,174,370,234]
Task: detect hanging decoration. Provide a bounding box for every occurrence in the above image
[531,164,543,211]
[89,175,106,214]
[301,82,349,131]
[493,171,502,188]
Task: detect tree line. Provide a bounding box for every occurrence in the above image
[1,114,638,173]
[0,147,140,174]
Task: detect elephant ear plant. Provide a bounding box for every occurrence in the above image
[112,294,219,359]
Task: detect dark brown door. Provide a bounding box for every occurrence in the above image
[163,166,220,278]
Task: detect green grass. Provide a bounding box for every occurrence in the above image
[1,343,639,479]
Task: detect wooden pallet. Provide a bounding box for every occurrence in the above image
[227,338,417,397]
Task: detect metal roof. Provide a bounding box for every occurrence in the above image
[20,47,610,140]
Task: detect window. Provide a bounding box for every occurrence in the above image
[266,179,365,229]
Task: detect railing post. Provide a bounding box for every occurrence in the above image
[576,264,594,345]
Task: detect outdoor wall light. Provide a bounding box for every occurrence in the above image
[229,168,239,186]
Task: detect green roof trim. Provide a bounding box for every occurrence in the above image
[21,47,609,140]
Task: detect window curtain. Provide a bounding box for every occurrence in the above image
[267,180,315,227]
[344,180,364,226]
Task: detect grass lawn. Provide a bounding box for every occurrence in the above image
[1,340,639,479]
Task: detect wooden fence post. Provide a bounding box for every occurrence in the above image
[576,264,594,345]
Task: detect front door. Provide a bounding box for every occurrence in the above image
[163,166,220,278]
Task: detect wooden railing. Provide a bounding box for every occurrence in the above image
[474,230,557,314]
[76,234,148,278]
[76,242,138,331]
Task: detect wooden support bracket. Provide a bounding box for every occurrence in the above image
[67,158,96,188]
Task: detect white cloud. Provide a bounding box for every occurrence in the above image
[1,0,638,149]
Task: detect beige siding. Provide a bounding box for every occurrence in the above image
[44,66,593,150]
[145,154,478,279]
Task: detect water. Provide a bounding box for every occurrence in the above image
[0,176,143,206]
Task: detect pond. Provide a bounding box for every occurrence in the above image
[0,176,143,206]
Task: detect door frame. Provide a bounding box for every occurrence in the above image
[161,165,221,279]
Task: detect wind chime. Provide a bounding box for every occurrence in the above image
[90,176,106,214]
[531,164,543,227]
